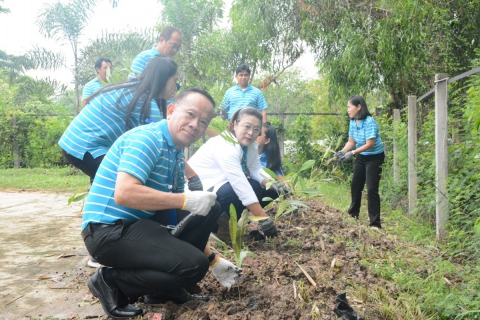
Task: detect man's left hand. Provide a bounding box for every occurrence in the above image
[211,258,242,288]
[188,175,203,191]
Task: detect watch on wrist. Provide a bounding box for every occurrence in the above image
[352,150,356,155]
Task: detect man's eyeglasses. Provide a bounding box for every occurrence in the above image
[168,41,181,51]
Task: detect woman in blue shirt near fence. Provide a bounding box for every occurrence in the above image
[336,95,385,228]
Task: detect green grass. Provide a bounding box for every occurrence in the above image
[312,179,480,319]
[0,167,90,193]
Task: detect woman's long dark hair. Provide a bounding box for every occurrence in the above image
[86,56,178,130]
[348,94,372,120]
[261,123,282,173]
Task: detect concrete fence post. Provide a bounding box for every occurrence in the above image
[435,73,449,242]
[408,96,417,214]
[12,116,20,168]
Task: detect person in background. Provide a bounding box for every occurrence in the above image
[189,107,278,241]
[82,58,112,106]
[82,89,240,319]
[206,64,268,137]
[129,27,182,77]
[336,95,385,228]
[129,27,183,117]
[256,122,288,207]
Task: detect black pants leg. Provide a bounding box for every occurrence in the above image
[348,153,385,227]
[348,158,366,218]
[83,203,221,298]
[216,178,263,219]
[62,149,104,184]
[365,153,385,227]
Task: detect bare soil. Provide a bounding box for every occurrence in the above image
[0,191,398,320]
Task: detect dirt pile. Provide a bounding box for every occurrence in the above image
[136,199,397,320]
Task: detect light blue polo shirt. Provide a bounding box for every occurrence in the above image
[129,47,161,78]
[58,81,163,160]
[220,84,268,119]
[348,116,384,155]
[81,120,185,230]
[82,78,105,99]
[129,47,175,105]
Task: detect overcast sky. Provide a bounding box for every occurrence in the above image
[0,0,317,86]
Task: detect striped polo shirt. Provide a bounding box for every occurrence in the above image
[220,84,268,120]
[81,119,185,230]
[58,82,163,160]
[348,116,384,155]
[129,47,161,78]
[82,77,105,99]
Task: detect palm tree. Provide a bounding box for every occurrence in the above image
[34,0,99,115]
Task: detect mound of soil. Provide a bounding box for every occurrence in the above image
[125,199,395,319]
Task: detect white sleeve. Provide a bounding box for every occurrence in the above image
[214,141,260,207]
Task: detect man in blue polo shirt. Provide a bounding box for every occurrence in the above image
[221,64,269,122]
[82,58,112,106]
[82,89,241,319]
[129,26,182,78]
[205,64,268,137]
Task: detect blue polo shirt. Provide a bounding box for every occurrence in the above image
[259,152,284,177]
[58,81,163,160]
[129,47,176,105]
[348,116,384,155]
[129,47,161,78]
[220,84,268,119]
[81,120,185,230]
[82,78,105,99]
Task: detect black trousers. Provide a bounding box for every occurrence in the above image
[62,149,104,184]
[216,178,263,218]
[83,202,221,298]
[348,152,385,227]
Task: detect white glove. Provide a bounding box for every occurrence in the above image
[211,258,242,288]
[183,191,217,216]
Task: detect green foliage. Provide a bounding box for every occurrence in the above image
[228,204,264,267]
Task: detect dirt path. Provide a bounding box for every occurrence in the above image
[0,191,104,320]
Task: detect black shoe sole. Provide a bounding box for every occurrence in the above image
[87,276,142,320]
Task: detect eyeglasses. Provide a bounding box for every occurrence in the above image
[167,41,181,51]
[237,121,261,135]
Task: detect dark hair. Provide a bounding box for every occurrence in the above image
[228,107,262,133]
[87,57,178,130]
[235,64,251,75]
[348,94,371,120]
[175,88,216,109]
[94,58,112,72]
[159,26,182,42]
[261,123,282,173]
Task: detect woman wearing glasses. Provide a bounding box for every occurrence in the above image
[188,107,278,239]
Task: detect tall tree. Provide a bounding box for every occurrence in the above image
[298,0,480,111]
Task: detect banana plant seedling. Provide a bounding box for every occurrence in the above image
[229,204,267,267]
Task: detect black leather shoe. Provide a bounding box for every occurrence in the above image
[144,288,209,305]
[87,268,143,319]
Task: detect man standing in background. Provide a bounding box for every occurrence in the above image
[129,26,182,78]
[82,58,112,106]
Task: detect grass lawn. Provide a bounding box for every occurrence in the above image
[0,167,90,193]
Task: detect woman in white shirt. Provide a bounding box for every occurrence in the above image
[188,107,278,239]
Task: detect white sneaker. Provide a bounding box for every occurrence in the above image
[87,257,102,268]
